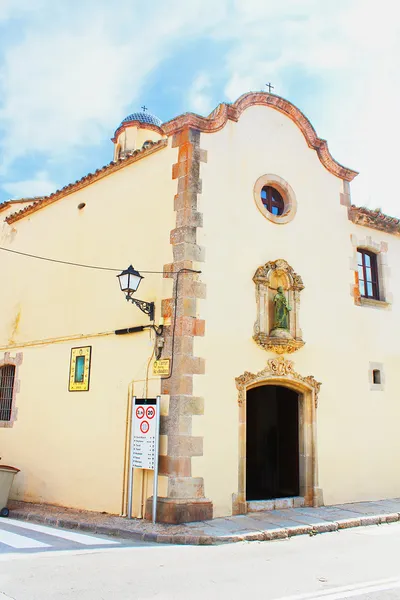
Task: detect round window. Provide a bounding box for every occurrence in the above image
[254,174,297,225]
[261,186,284,216]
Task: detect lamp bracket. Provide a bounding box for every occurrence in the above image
[125,294,155,322]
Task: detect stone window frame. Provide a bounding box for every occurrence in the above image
[369,362,385,392]
[350,234,391,309]
[254,174,297,225]
[0,352,22,428]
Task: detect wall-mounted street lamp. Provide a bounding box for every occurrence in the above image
[117,265,155,321]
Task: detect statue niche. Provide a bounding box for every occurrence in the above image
[253,259,305,354]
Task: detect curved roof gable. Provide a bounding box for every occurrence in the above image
[6,92,357,226]
[162,92,358,182]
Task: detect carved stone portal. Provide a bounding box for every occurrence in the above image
[253,259,305,354]
[234,357,323,513]
[235,356,321,408]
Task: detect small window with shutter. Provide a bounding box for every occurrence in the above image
[0,365,16,422]
[369,362,384,391]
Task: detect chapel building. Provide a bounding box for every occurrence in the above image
[1,92,399,523]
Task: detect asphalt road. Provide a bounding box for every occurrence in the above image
[0,518,400,599]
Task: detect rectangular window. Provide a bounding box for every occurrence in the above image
[0,365,16,421]
[357,249,379,300]
[372,369,381,385]
[370,362,384,391]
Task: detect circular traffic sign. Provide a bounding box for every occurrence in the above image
[136,406,145,419]
[146,406,155,419]
[140,420,150,434]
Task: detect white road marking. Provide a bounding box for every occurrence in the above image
[320,581,400,600]
[0,544,141,562]
[2,518,118,546]
[273,576,400,600]
[0,528,50,549]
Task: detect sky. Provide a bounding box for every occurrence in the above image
[0,0,399,215]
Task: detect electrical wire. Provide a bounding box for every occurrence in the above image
[0,246,121,271]
[0,245,201,382]
[0,246,189,274]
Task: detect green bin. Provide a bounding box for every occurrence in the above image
[0,465,19,517]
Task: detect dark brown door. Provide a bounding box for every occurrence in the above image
[246,385,299,501]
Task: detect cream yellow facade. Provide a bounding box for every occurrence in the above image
[0,140,176,514]
[193,105,400,516]
[1,93,399,522]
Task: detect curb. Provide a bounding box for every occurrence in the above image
[8,509,400,546]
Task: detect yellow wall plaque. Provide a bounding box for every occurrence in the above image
[153,359,171,377]
[69,346,92,391]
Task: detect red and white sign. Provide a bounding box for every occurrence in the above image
[140,420,150,434]
[132,399,159,470]
[146,406,155,420]
[136,406,145,419]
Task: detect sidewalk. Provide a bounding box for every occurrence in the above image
[7,498,400,545]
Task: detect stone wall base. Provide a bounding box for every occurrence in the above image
[145,496,213,524]
[314,487,324,507]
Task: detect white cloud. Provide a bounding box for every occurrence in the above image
[0,0,399,214]
[218,0,400,213]
[0,22,156,169]
[0,0,43,22]
[188,73,213,115]
[2,171,56,198]
[0,0,225,171]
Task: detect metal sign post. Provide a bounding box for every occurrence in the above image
[127,396,160,524]
[152,396,160,524]
[127,397,136,520]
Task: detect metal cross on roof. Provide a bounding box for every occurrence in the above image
[141,105,148,112]
[265,83,274,93]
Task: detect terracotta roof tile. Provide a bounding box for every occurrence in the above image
[0,198,39,215]
[348,205,400,236]
[6,139,168,224]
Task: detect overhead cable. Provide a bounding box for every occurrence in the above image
[0,246,178,274]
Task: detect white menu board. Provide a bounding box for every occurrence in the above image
[128,396,161,523]
[132,399,158,470]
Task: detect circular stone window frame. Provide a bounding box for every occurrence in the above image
[254,174,297,225]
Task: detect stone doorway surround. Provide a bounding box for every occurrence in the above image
[234,356,323,515]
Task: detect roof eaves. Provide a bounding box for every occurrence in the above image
[6,139,168,224]
[348,205,400,236]
[111,121,164,143]
[0,197,45,213]
[12,197,44,203]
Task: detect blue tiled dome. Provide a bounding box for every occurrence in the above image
[120,111,162,128]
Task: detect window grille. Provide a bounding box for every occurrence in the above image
[0,365,16,421]
[261,185,285,216]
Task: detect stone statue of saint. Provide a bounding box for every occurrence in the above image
[273,286,291,331]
